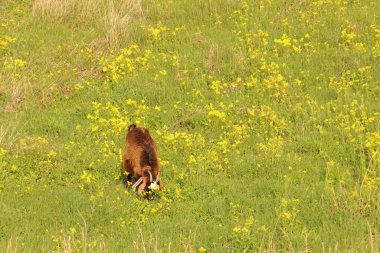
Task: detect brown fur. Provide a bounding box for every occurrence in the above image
[123,124,163,194]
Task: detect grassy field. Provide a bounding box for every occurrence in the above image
[0,0,379,252]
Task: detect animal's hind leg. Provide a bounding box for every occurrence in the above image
[158,181,165,191]
[123,159,134,187]
[123,159,132,178]
[126,173,133,185]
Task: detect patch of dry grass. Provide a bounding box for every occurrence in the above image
[3,78,28,113]
[32,0,144,47]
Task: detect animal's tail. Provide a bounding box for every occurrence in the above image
[128,124,136,132]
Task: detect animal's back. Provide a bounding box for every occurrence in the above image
[126,124,154,146]
[123,124,159,176]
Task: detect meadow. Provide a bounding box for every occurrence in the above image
[0,0,379,252]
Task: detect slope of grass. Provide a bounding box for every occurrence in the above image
[0,0,379,252]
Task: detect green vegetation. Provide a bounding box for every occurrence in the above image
[1,0,379,252]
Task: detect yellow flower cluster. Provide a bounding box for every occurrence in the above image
[3,57,27,70]
[146,23,169,42]
[0,35,16,51]
[278,198,300,221]
[99,44,151,83]
[366,132,380,164]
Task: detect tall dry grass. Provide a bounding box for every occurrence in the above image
[32,0,144,47]
[3,78,29,113]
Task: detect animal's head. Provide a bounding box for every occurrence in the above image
[143,166,160,191]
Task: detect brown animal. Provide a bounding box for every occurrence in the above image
[123,124,163,195]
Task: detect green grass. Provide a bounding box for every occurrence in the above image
[1,0,379,252]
